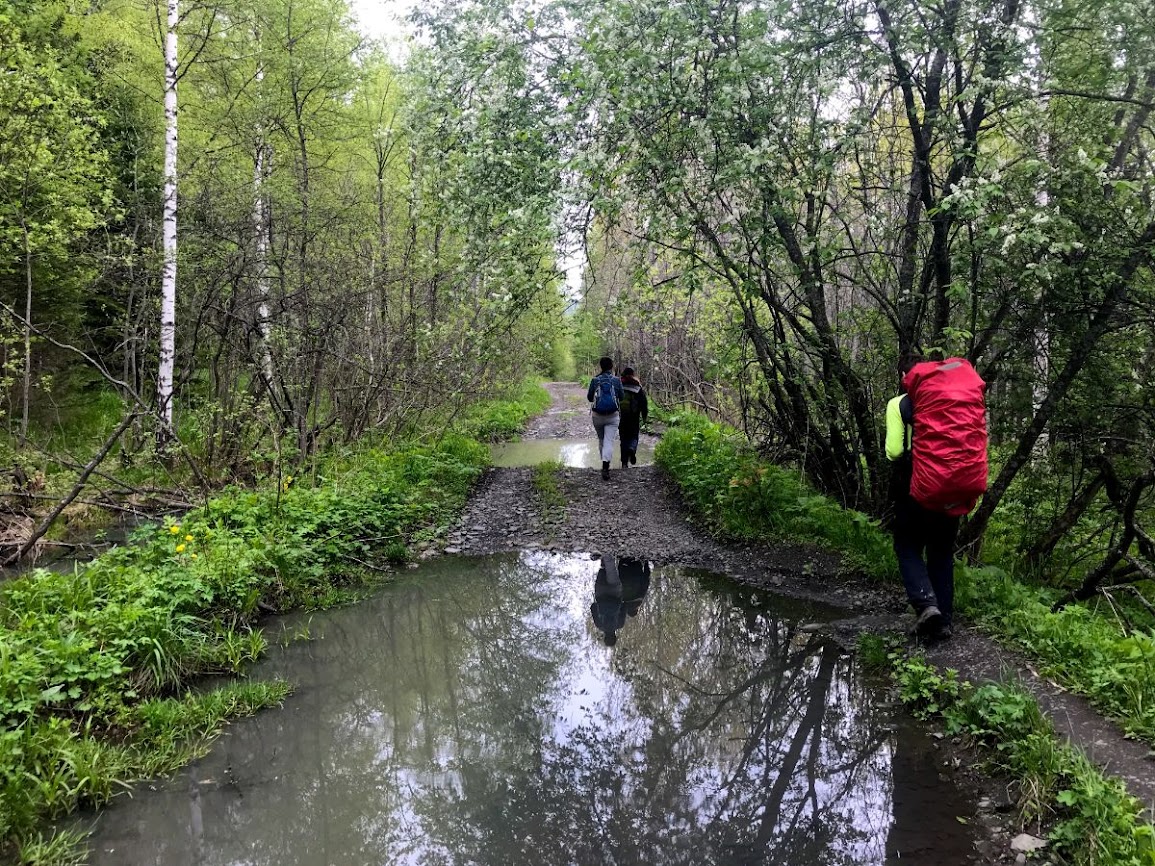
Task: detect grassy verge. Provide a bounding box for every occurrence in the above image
[455,377,552,442]
[860,636,1155,866]
[0,383,550,863]
[654,412,895,578]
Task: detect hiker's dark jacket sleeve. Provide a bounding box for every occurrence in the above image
[587,377,597,402]
[640,389,649,421]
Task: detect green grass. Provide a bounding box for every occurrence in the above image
[884,648,1155,866]
[531,459,567,525]
[654,412,895,579]
[956,565,1155,744]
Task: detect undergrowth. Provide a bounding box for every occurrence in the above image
[0,383,549,863]
[654,413,895,579]
[866,638,1155,866]
[455,377,551,442]
[531,459,566,509]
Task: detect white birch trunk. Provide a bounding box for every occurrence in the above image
[157,0,179,439]
[252,58,274,383]
[20,224,32,446]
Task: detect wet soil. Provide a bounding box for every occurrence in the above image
[439,382,1155,862]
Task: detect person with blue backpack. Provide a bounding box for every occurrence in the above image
[587,356,624,480]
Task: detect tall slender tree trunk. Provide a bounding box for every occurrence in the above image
[157,0,179,444]
[19,223,32,446]
[253,141,274,382]
[252,41,274,385]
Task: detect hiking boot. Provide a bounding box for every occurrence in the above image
[931,622,953,642]
[601,461,610,480]
[630,451,637,465]
[913,605,944,636]
[621,459,629,469]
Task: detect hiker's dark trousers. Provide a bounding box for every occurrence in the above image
[893,496,960,624]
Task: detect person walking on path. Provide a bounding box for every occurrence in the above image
[617,368,649,469]
[885,355,988,641]
[588,356,624,480]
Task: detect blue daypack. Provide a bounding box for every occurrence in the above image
[593,375,620,414]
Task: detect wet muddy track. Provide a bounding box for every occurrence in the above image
[72,382,1152,865]
[449,382,1155,855]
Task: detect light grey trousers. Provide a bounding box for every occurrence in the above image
[592,412,620,464]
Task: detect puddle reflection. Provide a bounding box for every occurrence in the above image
[81,553,976,866]
[491,439,655,469]
[590,555,651,646]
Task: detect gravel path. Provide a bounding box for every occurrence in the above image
[441,382,1155,857]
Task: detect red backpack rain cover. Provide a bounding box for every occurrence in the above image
[902,358,988,516]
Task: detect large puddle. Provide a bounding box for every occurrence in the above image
[490,439,655,468]
[80,553,976,865]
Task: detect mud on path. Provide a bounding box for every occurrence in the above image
[443,382,1155,850]
[446,382,874,612]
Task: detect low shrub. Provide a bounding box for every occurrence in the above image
[890,651,1155,866]
[654,413,895,578]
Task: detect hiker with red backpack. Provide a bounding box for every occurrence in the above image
[885,355,989,641]
[588,356,625,480]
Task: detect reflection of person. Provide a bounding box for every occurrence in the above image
[590,555,651,646]
[618,556,651,617]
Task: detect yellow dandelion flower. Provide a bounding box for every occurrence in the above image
[184,534,194,542]
[169,525,181,534]
[190,553,198,559]
[176,544,186,553]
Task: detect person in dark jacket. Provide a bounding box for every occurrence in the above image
[617,367,649,469]
[885,354,957,642]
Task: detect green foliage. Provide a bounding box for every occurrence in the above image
[454,379,551,442]
[655,412,895,578]
[0,435,490,860]
[958,565,1155,744]
[888,654,1155,866]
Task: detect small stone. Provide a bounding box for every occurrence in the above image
[443,546,461,554]
[798,623,823,633]
[932,732,944,740]
[1016,855,1026,866]
[1010,833,1047,854]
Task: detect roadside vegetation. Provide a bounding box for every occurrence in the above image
[860,637,1155,866]
[0,385,547,864]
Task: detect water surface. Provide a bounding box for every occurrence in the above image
[82,553,976,865]
[490,439,655,468]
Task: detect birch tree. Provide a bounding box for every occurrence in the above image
[157,0,179,443]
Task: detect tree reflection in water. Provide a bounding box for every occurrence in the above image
[83,552,969,866]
